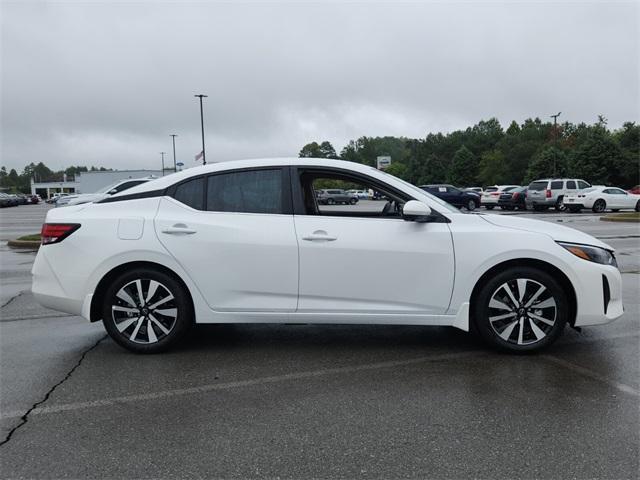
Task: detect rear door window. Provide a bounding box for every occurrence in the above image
[566,181,576,189]
[550,181,563,190]
[207,169,284,214]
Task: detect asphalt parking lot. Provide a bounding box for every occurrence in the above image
[1,203,639,478]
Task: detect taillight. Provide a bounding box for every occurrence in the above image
[545,189,552,198]
[491,192,500,196]
[513,192,520,200]
[41,223,81,245]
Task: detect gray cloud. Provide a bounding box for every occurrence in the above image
[1,0,638,171]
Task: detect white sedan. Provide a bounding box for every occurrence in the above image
[32,158,623,354]
[564,186,640,213]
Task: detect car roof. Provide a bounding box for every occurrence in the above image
[114,158,383,197]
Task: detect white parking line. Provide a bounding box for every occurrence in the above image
[0,350,485,420]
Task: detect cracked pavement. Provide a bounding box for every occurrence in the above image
[0,203,638,479]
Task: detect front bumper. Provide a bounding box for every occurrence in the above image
[572,261,623,327]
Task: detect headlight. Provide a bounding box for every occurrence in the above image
[558,242,617,267]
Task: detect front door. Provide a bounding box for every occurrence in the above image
[293,168,455,315]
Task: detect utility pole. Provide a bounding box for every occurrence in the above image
[194,94,208,165]
[170,134,178,172]
[550,112,561,177]
[160,152,166,176]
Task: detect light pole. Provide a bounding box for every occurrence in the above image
[194,94,208,165]
[170,134,178,172]
[550,112,561,176]
[160,152,166,176]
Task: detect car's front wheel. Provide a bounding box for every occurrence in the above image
[466,199,476,211]
[473,267,568,352]
[102,268,193,353]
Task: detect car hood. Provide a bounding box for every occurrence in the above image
[480,214,613,251]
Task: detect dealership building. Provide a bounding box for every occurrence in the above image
[31,169,164,198]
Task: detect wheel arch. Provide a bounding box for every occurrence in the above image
[469,258,577,327]
[90,261,195,323]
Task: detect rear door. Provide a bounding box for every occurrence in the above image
[155,168,299,312]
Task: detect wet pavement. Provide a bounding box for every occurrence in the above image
[0,203,638,478]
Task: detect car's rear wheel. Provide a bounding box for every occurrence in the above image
[555,197,566,212]
[102,268,193,353]
[473,267,568,352]
[592,199,606,213]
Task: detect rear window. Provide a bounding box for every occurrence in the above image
[528,181,548,191]
[502,186,517,192]
[550,181,563,189]
[485,187,498,192]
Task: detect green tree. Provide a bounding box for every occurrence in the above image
[384,162,408,180]
[299,142,322,158]
[568,122,621,185]
[525,146,567,183]
[448,146,477,186]
[478,149,507,186]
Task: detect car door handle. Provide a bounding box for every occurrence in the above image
[302,230,337,242]
[161,224,197,235]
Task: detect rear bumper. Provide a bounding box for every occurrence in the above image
[525,198,556,207]
[481,197,499,205]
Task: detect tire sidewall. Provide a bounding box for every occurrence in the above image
[102,268,193,353]
[473,267,568,353]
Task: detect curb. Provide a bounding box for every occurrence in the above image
[7,239,41,249]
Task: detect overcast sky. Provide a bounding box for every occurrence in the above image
[1,0,638,172]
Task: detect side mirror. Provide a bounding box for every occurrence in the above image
[402,200,432,222]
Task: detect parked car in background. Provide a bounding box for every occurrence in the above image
[32,157,624,354]
[564,186,640,213]
[481,185,520,209]
[628,185,640,195]
[27,194,41,204]
[420,184,480,211]
[47,193,70,204]
[497,187,527,210]
[317,189,358,205]
[525,178,591,212]
[347,189,370,199]
[465,187,483,194]
[0,193,14,208]
[57,178,154,207]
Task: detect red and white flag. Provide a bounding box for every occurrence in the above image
[195,151,203,161]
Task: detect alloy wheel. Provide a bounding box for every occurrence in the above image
[467,200,476,211]
[111,279,178,344]
[487,278,557,346]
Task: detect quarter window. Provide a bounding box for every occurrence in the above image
[206,169,283,214]
[173,177,204,210]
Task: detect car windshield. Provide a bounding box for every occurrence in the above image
[528,181,547,191]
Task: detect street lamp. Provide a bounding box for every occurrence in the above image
[550,112,561,177]
[160,152,166,176]
[194,94,208,165]
[170,134,178,172]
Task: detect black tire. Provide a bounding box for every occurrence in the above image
[636,200,640,212]
[472,267,568,353]
[554,196,566,212]
[592,199,606,213]
[485,205,494,210]
[349,198,358,205]
[327,198,335,205]
[102,268,193,353]
[467,199,476,211]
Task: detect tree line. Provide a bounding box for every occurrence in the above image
[0,163,111,193]
[299,117,639,188]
